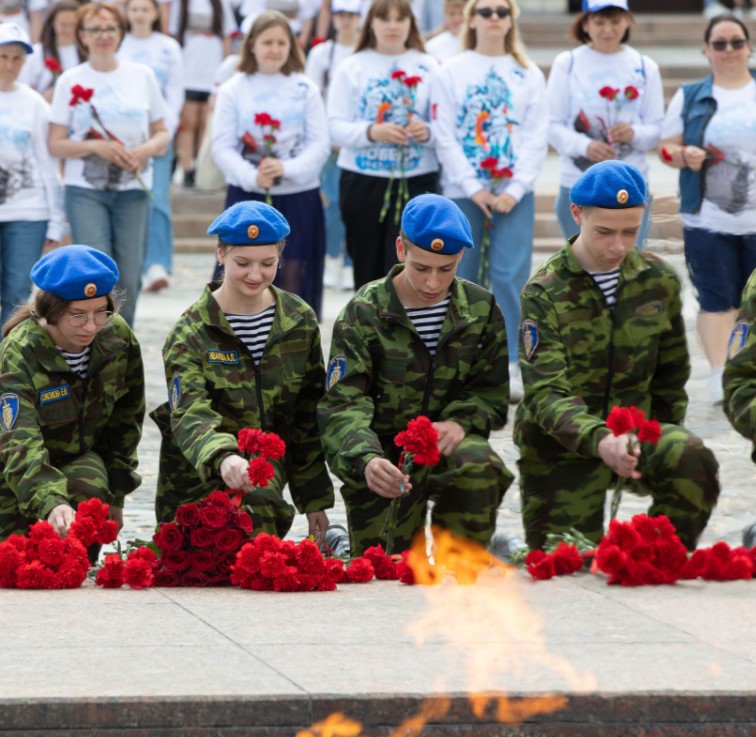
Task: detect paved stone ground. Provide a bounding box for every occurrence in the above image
[122,240,754,553]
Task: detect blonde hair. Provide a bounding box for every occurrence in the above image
[461,0,530,68]
[238,10,304,75]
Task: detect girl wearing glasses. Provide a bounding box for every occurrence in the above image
[659,14,756,406]
[0,245,145,548]
[430,0,547,402]
[327,0,439,290]
[547,0,664,246]
[48,2,170,328]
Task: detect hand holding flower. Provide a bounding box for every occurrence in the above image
[471,188,496,219]
[586,140,616,162]
[365,457,410,498]
[47,503,76,537]
[405,116,430,143]
[492,192,517,214]
[306,510,329,546]
[258,157,284,180]
[219,454,253,492]
[598,433,642,480]
[371,122,409,145]
[608,122,634,144]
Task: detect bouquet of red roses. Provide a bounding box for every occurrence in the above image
[0,498,117,589]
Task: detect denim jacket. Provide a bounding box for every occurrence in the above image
[680,70,756,214]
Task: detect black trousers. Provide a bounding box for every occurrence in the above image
[339,169,439,289]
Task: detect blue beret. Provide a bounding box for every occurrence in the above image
[31,245,119,301]
[570,160,647,209]
[208,201,290,245]
[401,194,474,255]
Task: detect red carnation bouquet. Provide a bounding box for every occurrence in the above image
[476,157,514,288]
[380,416,440,554]
[0,498,118,589]
[605,405,661,519]
[596,84,640,142]
[69,84,151,198]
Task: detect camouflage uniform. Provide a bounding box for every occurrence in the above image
[151,284,334,537]
[723,269,756,463]
[318,265,514,556]
[515,242,720,550]
[0,316,145,539]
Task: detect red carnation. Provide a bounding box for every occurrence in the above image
[551,542,584,575]
[44,57,62,74]
[69,83,94,106]
[606,406,635,436]
[525,549,557,580]
[403,75,422,88]
[624,85,639,100]
[637,419,662,445]
[238,428,265,454]
[124,556,154,589]
[254,112,273,127]
[391,69,406,79]
[660,146,674,163]
[599,86,619,101]
[394,416,440,467]
[258,433,286,461]
[396,549,418,585]
[95,554,125,588]
[479,156,498,171]
[324,557,346,583]
[345,557,374,583]
[364,545,401,580]
[248,457,276,487]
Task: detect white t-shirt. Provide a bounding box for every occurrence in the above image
[169,0,237,93]
[49,61,167,191]
[212,53,240,92]
[547,44,664,187]
[425,31,462,63]
[19,43,79,93]
[662,81,756,235]
[430,50,548,202]
[304,39,354,99]
[0,83,65,240]
[212,71,330,194]
[327,48,439,179]
[118,33,185,136]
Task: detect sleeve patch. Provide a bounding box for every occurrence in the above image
[521,320,539,360]
[0,393,20,432]
[327,354,347,389]
[169,375,181,410]
[728,321,750,360]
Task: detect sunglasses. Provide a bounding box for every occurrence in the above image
[473,7,512,19]
[710,38,748,51]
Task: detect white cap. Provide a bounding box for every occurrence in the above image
[0,23,33,53]
[332,0,362,13]
[582,0,629,11]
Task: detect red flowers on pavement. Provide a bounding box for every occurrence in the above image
[525,542,584,581]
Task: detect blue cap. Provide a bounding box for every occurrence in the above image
[401,194,474,254]
[570,160,647,209]
[582,0,629,11]
[208,201,290,245]
[31,245,119,301]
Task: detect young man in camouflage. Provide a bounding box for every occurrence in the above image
[318,194,513,556]
[723,268,756,549]
[516,161,720,551]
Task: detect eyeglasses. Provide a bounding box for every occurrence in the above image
[473,6,512,18]
[710,38,748,51]
[66,310,113,327]
[83,26,119,36]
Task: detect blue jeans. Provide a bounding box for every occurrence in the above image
[0,219,47,329]
[144,143,174,274]
[65,186,149,327]
[321,152,351,266]
[554,185,652,249]
[454,193,535,360]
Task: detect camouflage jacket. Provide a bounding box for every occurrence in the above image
[152,285,334,514]
[0,316,145,519]
[318,265,509,484]
[723,269,756,462]
[515,242,689,463]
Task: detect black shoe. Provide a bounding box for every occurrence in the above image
[488,532,527,563]
[743,522,756,549]
[183,169,196,188]
[322,524,350,557]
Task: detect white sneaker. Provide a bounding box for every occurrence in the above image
[708,367,724,405]
[509,362,523,404]
[323,256,341,289]
[142,264,169,293]
[340,265,354,291]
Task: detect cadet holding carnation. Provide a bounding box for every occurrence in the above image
[723,268,756,549]
[0,245,145,542]
[151,201,333,544]
[318,193,513,556]
[515,161,720,551]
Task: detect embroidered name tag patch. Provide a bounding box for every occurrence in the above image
[1,393,19,431]
[38,384,71,406]
[327,354,346,389]
[206,350,239,364]
[636,301,663,318]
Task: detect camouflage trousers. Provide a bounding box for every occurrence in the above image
[0,450,115,540]
[341,435,514,556]
[519,423,720,551]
